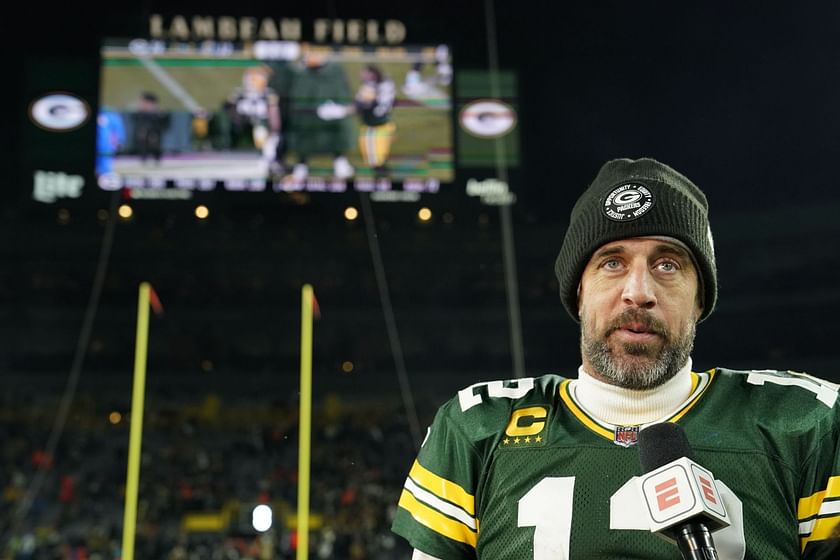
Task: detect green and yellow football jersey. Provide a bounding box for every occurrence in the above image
[392,368,840,559]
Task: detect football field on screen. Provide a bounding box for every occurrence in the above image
[100,48,454,180]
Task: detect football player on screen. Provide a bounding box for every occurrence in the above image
[283,46,355,182]
[317,64,397,179]
[354,65,396,179]
[228,65,282,176]
[132,91,170,165]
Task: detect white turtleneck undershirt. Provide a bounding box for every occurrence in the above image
[572,358,694,425]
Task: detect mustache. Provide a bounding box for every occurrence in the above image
[605,308,668,339]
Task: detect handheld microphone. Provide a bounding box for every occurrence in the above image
[638,423,730,560]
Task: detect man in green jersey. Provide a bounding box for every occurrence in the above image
[392,157,840,559]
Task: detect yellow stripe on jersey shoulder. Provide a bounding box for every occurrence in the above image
[668,370,716,423]
[409,459,475,516]
[558,379,614,440]
[799,476,840,520]
[398,489,478,548]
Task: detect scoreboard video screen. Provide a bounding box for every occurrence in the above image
[96,38,454,197]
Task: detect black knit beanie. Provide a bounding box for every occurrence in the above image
[555,157,716,323]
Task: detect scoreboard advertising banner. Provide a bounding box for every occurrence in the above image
[21,13,520,208]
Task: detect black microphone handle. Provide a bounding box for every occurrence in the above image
[673,522,719,560]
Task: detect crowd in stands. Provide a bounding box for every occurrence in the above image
[1,391,425,559]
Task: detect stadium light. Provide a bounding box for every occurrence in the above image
[418,207,432,222]
[118,204,133,220]
[344,206,359,221]
[252,504,272,532]
[195,205,209,219]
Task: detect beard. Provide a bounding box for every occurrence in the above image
[580,307,695,390]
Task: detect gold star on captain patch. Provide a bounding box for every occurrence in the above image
[535,435,543,443]
[514,437,521,444]
[502,438,510,445]
[524,436,531,443]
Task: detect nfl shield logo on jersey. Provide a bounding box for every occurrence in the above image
[614,425,640,447]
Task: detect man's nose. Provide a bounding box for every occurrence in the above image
[622,264,657,309]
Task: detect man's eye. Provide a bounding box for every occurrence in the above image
[603,259,621,270]
[657,261,678,272]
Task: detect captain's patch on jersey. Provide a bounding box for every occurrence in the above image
[603,183,655,221]
[501,406,548,447]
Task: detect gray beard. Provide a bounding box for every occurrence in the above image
[580,309,695,390]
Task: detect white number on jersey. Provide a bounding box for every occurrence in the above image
[747,370,838,407]
[517,476,746,559]
[518,477,575,560]
[458,378,535,412]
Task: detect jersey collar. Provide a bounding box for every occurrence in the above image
[559,366,717,446]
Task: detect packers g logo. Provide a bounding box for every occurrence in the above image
[29,93,91,132]
[603,183,655,222]
[503,406,548,447]
[459,99,517,139]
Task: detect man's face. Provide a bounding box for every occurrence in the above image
[578,237,702,390]
[244,69,268,93]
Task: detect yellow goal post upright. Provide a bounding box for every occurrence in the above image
[121,282,163,560]
[297,283,319,560]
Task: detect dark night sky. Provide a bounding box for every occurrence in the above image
[513,2,840,217]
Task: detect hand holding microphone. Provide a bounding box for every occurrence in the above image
[638,423,730,560]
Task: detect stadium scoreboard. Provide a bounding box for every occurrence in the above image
[19,12,520,208]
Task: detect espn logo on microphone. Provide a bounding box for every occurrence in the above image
[639,458,730,533]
